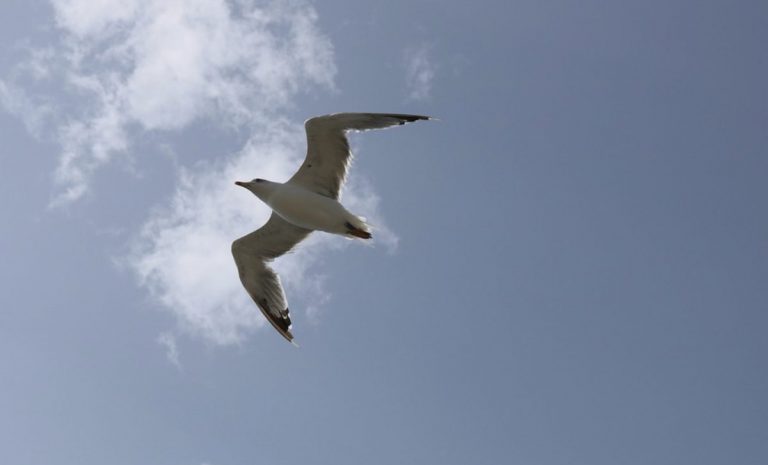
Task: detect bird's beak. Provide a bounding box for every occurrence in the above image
[235,181,247,188]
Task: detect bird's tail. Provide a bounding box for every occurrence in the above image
[345,217,372,240]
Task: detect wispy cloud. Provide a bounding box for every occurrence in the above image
[404,44,436,101]
[0,80,55,138]
[128,123,303,345]
[4,0,336,204]
[157,331,181,369]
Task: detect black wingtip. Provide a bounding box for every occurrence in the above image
[383,113,432,123]
[259,300,296,344]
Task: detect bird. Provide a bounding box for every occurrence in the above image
[232,113,431,344]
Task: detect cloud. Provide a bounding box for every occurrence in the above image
[157,331,181,369]
[128,122,301,345]
[5,0,336,204]
[404,44,436,101]
[0,80,55,138]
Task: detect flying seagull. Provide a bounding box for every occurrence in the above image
[232,113,430,344]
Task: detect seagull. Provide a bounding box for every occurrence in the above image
[232,113,430,344]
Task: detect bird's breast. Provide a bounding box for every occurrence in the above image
[267,185,346,232]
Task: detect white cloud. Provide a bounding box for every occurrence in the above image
[52,0,139,38]
[0,81,54,138]
[128,123,301,345]
[157,331,182,369]
[6,0,336,203]
[404,44,436,101]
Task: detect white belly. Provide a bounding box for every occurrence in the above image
[266,184,351,233]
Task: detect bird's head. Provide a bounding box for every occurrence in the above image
[235,178,273,200]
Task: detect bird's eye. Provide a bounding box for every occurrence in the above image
[254,178,263,183]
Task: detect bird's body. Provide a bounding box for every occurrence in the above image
[232,112,430,343]
[250,180,368,237]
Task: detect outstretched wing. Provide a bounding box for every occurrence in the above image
[231,213,312,343]
[288,113,430,199]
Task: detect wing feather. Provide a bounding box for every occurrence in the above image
[288,113,430,199]
[231,213,311,343]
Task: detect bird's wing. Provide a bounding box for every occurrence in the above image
[288,113,430,199]
[231,213,312,343]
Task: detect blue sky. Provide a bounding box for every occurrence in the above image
[2,1,767,464]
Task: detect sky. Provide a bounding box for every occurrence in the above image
[1,1,767,464]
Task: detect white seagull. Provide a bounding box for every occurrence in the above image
[232,113,430,344]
